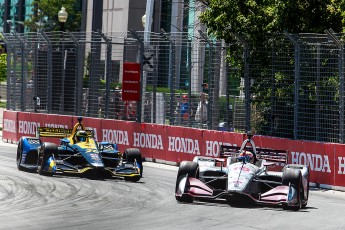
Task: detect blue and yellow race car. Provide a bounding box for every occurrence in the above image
[16,117,143,182]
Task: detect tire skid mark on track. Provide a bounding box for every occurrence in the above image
[0,174,55,210]
[4,142,345,230]
[0,175,16,202]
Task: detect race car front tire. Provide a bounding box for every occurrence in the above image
[175,161,199,203]
[124,175,141,182]
[282,168,303,211]
[37,142,57,176]
[16,138,24,171]
[123,148,143,178]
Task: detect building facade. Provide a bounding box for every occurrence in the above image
[1,0,203,34]
[1,0,35,33]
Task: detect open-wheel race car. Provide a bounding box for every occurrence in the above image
[16,117,143,182]
[175,133,309,210]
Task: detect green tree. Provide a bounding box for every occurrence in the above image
[25,0,82,32]
[199,0,345,43]
[0,53,6,82]
[198,0,345,137]
[0,34,6,82]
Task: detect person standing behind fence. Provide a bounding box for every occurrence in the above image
[180,95,189,121]
[175,95,190,125]
[195,92,208,125]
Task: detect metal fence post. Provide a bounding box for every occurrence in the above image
[152,44,159,123]
[212,42,221,130]
[129,29,144,123]
[88,32,101,118]
[234,34,250,132]
[224,43,231,131]
[160,29,175,125]
[285,31,300,140]
[33,34,39,113]
[12,33,26,111]
[41,31,53,113]
[67,31,83,116]
[199,30,214,130]
[325,29,344,143]
[98,30,112,119]
[244,44,250,132]
[316,44,321,141]
[188,40,194,127]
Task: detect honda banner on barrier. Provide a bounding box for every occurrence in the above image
[4,110,345,190]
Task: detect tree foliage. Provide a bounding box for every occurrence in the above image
[198,0,345,138]
[199,0,345,44]
[0,34,6,82]
[25,0,82,32]
[0,53,6,82]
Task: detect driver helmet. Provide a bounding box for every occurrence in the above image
[76,130,88,142]
[238,150,254,163]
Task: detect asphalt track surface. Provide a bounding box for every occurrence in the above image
[1,141,345,229]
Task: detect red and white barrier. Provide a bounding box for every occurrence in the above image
[3,111,345,190]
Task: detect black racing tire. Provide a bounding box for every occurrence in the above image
[37,142,57,176]
[16,138,24,171]
[123,148,141,162]
[302,182,309,209]
[176,161,199,179]
[175,161,199,203]
[124,176,141,182]
[282,168,303,211]
[123,148,143,177]
[301,166,310,209]
[302,180,309,208]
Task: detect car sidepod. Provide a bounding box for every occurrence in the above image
[81,149,104,168]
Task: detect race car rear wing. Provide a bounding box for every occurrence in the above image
[37,127,72,138]
[37,127,94,138]
[220,144,288,164]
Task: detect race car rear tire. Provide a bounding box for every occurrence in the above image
[282,168,303,211]
[16,138,24,171]
[37,142,57,176]
[175,161,199,203]
[123,148,143,177]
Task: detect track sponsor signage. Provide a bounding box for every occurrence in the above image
[2,110,17,143]
[334,144,345,187]
[289,140,332,185]
[5,110,345,189]
[131,122,165,162]
[203,130,241,158]
[122,62,141,101]
[102,119,131,146]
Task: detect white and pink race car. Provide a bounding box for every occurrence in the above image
[175,133,309,211]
